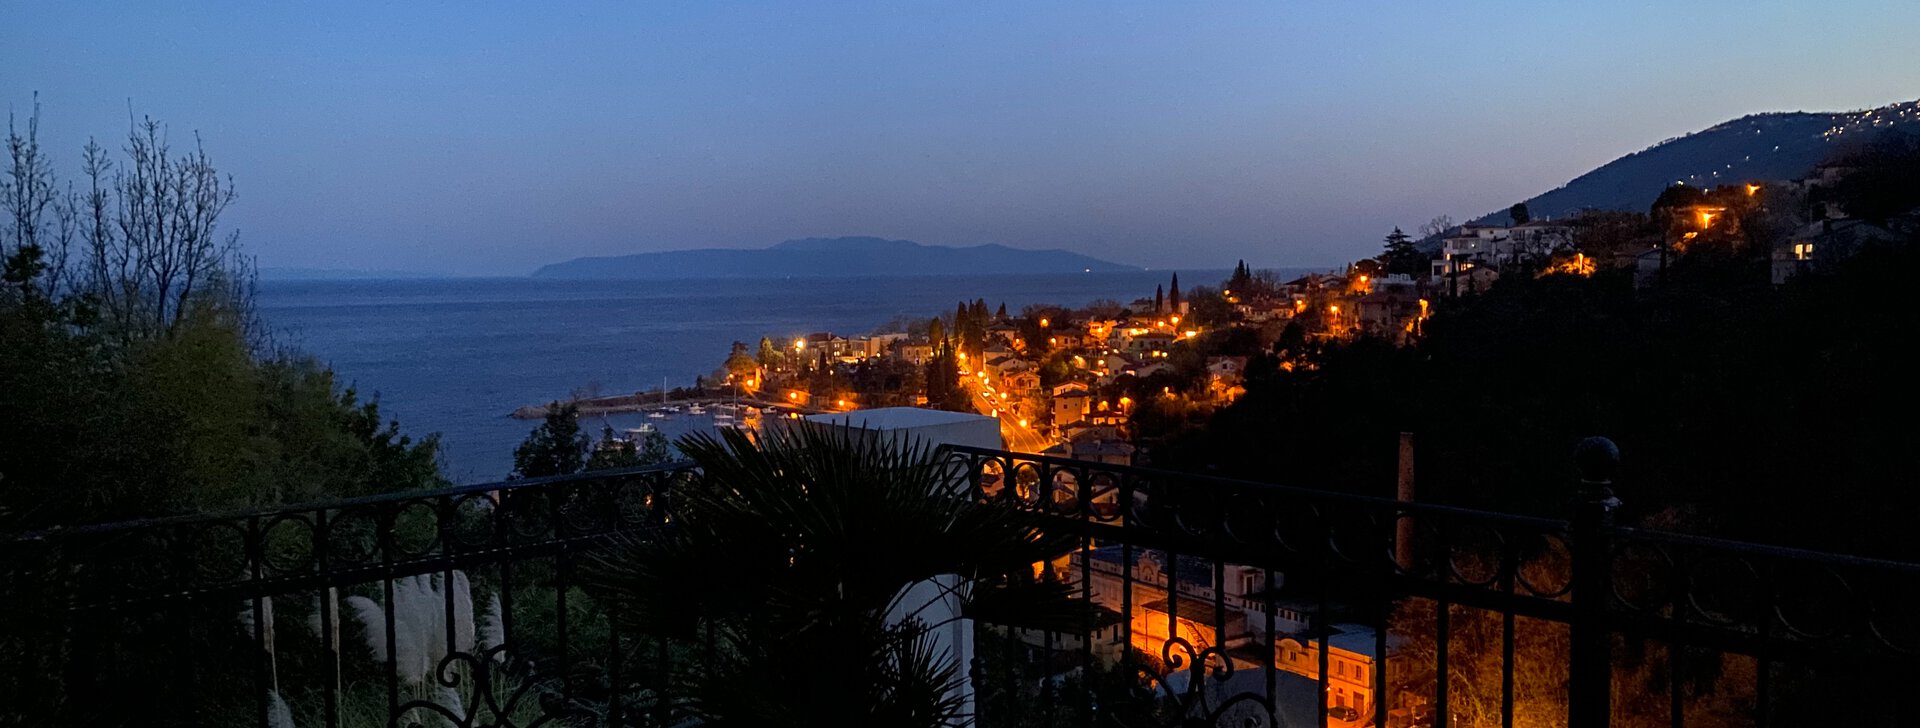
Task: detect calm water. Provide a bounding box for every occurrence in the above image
[257,271,1274,482]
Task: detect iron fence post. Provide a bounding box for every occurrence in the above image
[1569,436,1620,728]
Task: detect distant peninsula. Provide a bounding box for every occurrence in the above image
[531,236,1141,279]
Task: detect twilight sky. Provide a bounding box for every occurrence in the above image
[4,2,1916,276]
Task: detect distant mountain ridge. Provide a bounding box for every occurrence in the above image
[259,267,443,281]
[1476,98,1920,224]
[532,236,1140,279]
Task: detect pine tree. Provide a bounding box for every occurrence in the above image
[587,426,640,470]
[1380,227,1423,276]
[1169,273,1182,312]
[1155,285,1164,313]
[511,402,589,479]
[756,337,785,370]
[923,333,966,412]
[724,341,759,382]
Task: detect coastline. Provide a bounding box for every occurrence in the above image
[511,392,820,419]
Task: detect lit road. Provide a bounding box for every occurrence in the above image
[963,373,1053,453]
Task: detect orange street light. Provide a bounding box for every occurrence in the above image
[1039,318,1050,327]
[1746,184,1761,196]
[793,338,806,351]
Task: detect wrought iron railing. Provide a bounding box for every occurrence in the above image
[0,462,694,727]
[3,440,1916,727]
[939,440,1920,728]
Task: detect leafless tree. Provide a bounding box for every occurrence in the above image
[77,115,253,341]
[1078,298,1126,320]
[1507,226,1576,268]
[3,97,78,298]
[1418,214,1456,241]
[1250,268,1288,293]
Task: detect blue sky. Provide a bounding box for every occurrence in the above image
[4,2,1916,275]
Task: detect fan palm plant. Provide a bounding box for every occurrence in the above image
[585,424,1082,728]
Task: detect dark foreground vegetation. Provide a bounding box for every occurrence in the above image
[1165,132,1920,559]
[1,105,442,529]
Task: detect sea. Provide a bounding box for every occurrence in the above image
[256,270,1305,483]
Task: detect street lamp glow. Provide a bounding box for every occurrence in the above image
[793,338,806,351]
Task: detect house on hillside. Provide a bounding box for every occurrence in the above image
[1206,356,1250,402]
[987,321,1023,348]
[1004,369,1041,397]
[1125,332,1177,356]
[895,340,934,365]
[1052,388,1091,427]
[1773,215,1919,284]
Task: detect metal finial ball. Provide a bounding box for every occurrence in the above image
[1574,436,1620,483]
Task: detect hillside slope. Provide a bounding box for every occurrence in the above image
[1477,99,1919,223]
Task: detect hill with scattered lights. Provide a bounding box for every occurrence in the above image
[1478,98,1919,223]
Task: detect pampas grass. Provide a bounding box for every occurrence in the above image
[346,572,476,684]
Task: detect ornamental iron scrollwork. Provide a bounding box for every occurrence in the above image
[392,644,593,728]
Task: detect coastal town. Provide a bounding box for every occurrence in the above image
[12,7,1920,726]
[541,158,1910,477]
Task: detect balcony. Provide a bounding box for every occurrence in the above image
[4,437,1916,727]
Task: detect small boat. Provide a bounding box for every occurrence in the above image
[647,411,668,419]
[625,424,657,435]
[687,404,707,415]
[712,413,736,425]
